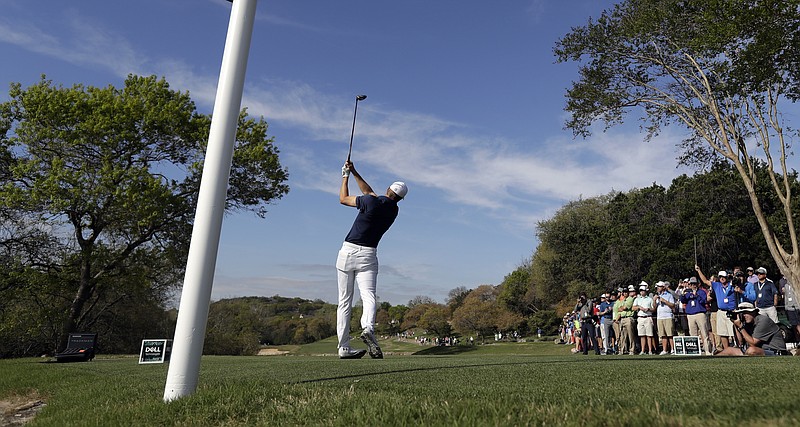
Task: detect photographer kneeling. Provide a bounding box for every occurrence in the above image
[716,302,787,356]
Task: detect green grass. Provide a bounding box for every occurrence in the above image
[1,341,798,426]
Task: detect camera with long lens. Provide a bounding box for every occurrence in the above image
[731,272,747,295]
[726,310,741,322]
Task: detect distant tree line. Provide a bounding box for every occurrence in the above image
[203,296,337,355]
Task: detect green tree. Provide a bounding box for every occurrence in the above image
[445,286,471,313]
[450,285,513,342]
[527,310,560,337]
[555,0,800,286]
[533,197,613,305]
[0,75,289,352]
[498,259,541,316]
[417,304,452,337]
[204,299,264,356]
[530,241,562,306]
[408,295,436,307]
[400,303,434,331]
[387,304,408,331]
[604,185,681,285]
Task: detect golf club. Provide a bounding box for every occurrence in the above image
[347,95,367,162]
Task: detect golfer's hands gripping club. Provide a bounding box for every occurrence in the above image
[342,162,350,178]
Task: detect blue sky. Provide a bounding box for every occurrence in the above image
[0,0,695,306]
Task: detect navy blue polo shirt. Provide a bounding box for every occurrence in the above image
[755,279,779,308]
[344,195,398,248]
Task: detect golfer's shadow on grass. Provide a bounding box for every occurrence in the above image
[293,354,712,384]
[294,360,528,384]
[411,345,479,356]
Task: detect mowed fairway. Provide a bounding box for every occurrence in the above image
[1,342,798,426]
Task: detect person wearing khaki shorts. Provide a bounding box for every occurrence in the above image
[633,282,656,355]
[654,281,676,355]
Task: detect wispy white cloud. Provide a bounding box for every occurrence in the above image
[0,14,146,78]
[526,0,547,22]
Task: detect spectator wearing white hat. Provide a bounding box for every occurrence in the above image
[716,302,787,356]
[681,277,712,355]
[654,281,676,355]
[753,267,780,323]
[696,265,736,351]
[633,281,656,355]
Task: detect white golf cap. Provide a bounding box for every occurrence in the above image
[389,181,408,198]
[718,271,728,277]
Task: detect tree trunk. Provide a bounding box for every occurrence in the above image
[734,165,800,289]
[58,253,94,352]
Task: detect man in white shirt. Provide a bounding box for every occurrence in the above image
[632,282,656,355]
[654,281,676,355]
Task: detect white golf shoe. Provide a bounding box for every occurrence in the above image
[338,347,367,359]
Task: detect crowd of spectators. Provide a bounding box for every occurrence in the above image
[560,266,799,357]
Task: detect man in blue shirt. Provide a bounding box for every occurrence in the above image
[681,277,712,355]
[733,270,756,307]
[598,293,615,354]
[696,265,736,351]
[337,160,407,359]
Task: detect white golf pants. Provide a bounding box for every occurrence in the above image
[336,242,378,350]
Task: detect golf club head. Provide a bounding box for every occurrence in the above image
[356,95,367,101]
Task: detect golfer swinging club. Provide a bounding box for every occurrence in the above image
[336,160,407,359]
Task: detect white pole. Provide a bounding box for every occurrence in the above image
[164,0,258,402]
